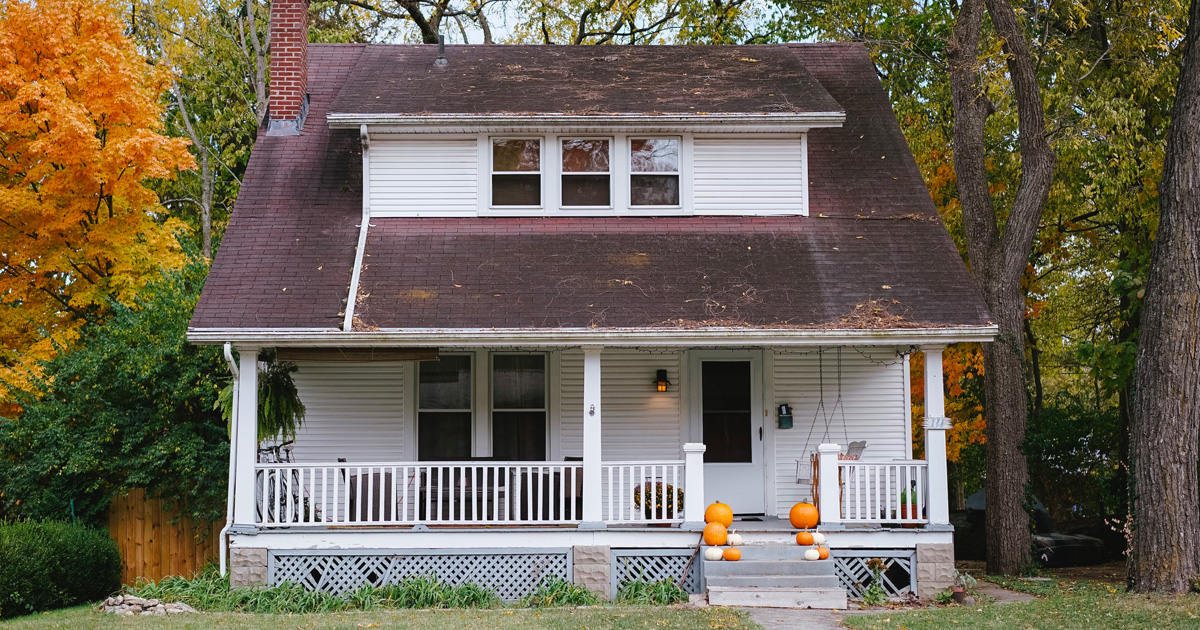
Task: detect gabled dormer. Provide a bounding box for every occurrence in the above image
[322,45,846,218]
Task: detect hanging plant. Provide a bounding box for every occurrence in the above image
[215,349,307,442]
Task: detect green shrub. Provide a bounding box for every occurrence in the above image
[0,520,121,619]
[129,567,498,613]
[615,579,688,605]
[519,576,600,607]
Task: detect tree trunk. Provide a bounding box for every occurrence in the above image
[948,0,1055,574]
[1129,0,1200,594]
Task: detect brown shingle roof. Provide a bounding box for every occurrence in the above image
[329,44,843,116]
[190,43,991,333]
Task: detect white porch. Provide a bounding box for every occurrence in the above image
[226,344,954,533]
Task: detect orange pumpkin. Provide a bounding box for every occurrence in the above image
[703,522,728,546]
[705,501,734,527]
[722,547,742,561]
[816,546,830,560]
[795,531,814,546]
[789,502,819,529]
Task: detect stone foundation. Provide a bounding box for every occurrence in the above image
[230,547,268,588]
[571,545,611,600]
[915,542,955,599]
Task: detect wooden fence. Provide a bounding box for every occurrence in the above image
[106,488,223,585]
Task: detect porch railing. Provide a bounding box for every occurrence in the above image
[836,460,930,525]
[601,461,685,524]
[254,460,690,527]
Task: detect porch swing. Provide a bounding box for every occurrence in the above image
[793,347,867,501]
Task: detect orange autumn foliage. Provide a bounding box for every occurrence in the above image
[0,0,193,411]
[910,345,987,462]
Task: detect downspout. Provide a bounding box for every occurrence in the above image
[342,124,371,331]
[219,342,240,576]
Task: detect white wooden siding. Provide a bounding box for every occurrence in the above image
[290,361,408,462]
[369,139,479,216]
[559,349,683,461]
[692,137,806,215]
[770,348,908,516]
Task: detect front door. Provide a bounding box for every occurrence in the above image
[692,353,766,514]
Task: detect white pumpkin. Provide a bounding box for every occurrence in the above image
[804,548,821,561]
[811,532,827,544]
[704,547,725,561]
[726,532,743,547]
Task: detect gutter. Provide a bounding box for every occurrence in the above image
[327,112,847,130]
[219,343,239,577]
[188,325,999,347]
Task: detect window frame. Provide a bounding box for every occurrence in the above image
[558,137,614,209]
[416,353,476,461]
[628,136,683,210]
[489,136,545,209]
[489,351,550,461]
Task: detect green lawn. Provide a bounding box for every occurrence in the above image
[1,605,758,630]
[845,580,1200,630]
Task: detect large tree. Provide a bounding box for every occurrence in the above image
[1129,0,1200,595]
[947,0,1055,573]
[0,0,193,412]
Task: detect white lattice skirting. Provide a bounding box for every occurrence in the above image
[832,549,916,598]
[611,549,702,595]
[269,550,569,600]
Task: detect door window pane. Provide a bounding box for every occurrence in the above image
[562,139,610,207]
[418,412,471,460]
[493,139,541,206]
[630,138,680,206]
[492,411,546,461]
[702,361,753,463]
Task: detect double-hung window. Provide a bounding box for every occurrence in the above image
[417,355,473,461]
[492,138,542,206]
[630,138,681,207]
[561,139,611,207]
[491,354,547,461]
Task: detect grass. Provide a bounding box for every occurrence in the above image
[0,604,756,630]
[845,579,1200,630]
[614,580,689,605]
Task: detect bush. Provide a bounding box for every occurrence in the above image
[615,579,688,605]
[0,520,121,618]
[129,568,499,613]
[519,576,600,607]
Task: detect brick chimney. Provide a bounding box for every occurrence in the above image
[267,0,309,135]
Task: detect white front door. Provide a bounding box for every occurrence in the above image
[690,351,766,515]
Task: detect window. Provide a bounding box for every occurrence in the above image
[418,355,473,460]
[561,139,610,207]
[630,138,680,206]
[492,139,541,206]
[491,354,547,461]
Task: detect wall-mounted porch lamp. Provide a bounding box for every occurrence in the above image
[654,369,671,392]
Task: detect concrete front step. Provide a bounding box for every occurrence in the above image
[707,575,842,589]
[703,558,835,577]
[707,586,848,609]
[719,544,822,560]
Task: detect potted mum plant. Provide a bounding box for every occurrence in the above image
[949,570,976,604]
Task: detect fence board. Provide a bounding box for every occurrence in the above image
[105,489,222,585]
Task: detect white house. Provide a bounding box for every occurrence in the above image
[188,0,994,607]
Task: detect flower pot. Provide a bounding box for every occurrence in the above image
[950,586,966,604]
[900,503,920,529]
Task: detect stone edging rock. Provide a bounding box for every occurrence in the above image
[99,595,198,616]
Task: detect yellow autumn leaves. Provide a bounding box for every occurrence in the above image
[0,0,194,411]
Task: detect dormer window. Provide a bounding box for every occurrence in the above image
[630,138,680,207]
[561,139,611,207]
[492,138,541,206]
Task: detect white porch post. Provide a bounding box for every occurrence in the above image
[682,443,706,529]
[817,443,842,527]
[232,346,260,527]
[580,345,604,528]
[922,344,952,526]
